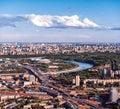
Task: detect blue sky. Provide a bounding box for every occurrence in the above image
[0,0,120,42]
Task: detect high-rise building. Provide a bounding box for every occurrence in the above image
[110,87,119,103]
[76,75,80,86]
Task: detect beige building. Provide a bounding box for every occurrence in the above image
[76,75,80,86]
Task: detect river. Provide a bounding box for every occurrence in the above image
[57,60,93,74]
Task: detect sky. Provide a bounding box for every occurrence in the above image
[0,0,120,42]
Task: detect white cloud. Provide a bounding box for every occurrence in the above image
[25,14,100,28]
[26,14,53,27]
[83,18,99,27]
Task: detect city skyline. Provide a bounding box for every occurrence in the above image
[0,0,120,42]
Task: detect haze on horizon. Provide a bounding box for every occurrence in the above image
[0,0,120,42]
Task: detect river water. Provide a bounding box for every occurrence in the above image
[71,61,93,71]
[57,60,93,74]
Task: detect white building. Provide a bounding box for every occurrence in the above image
[110,87,119,103]
[0,94,20,101]
[24,81,32,86]
[29,75,36,83]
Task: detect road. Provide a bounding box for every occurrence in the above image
[23,65,104,109]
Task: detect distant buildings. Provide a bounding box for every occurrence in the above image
[0,43,120,55]
[100,68,120,78]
